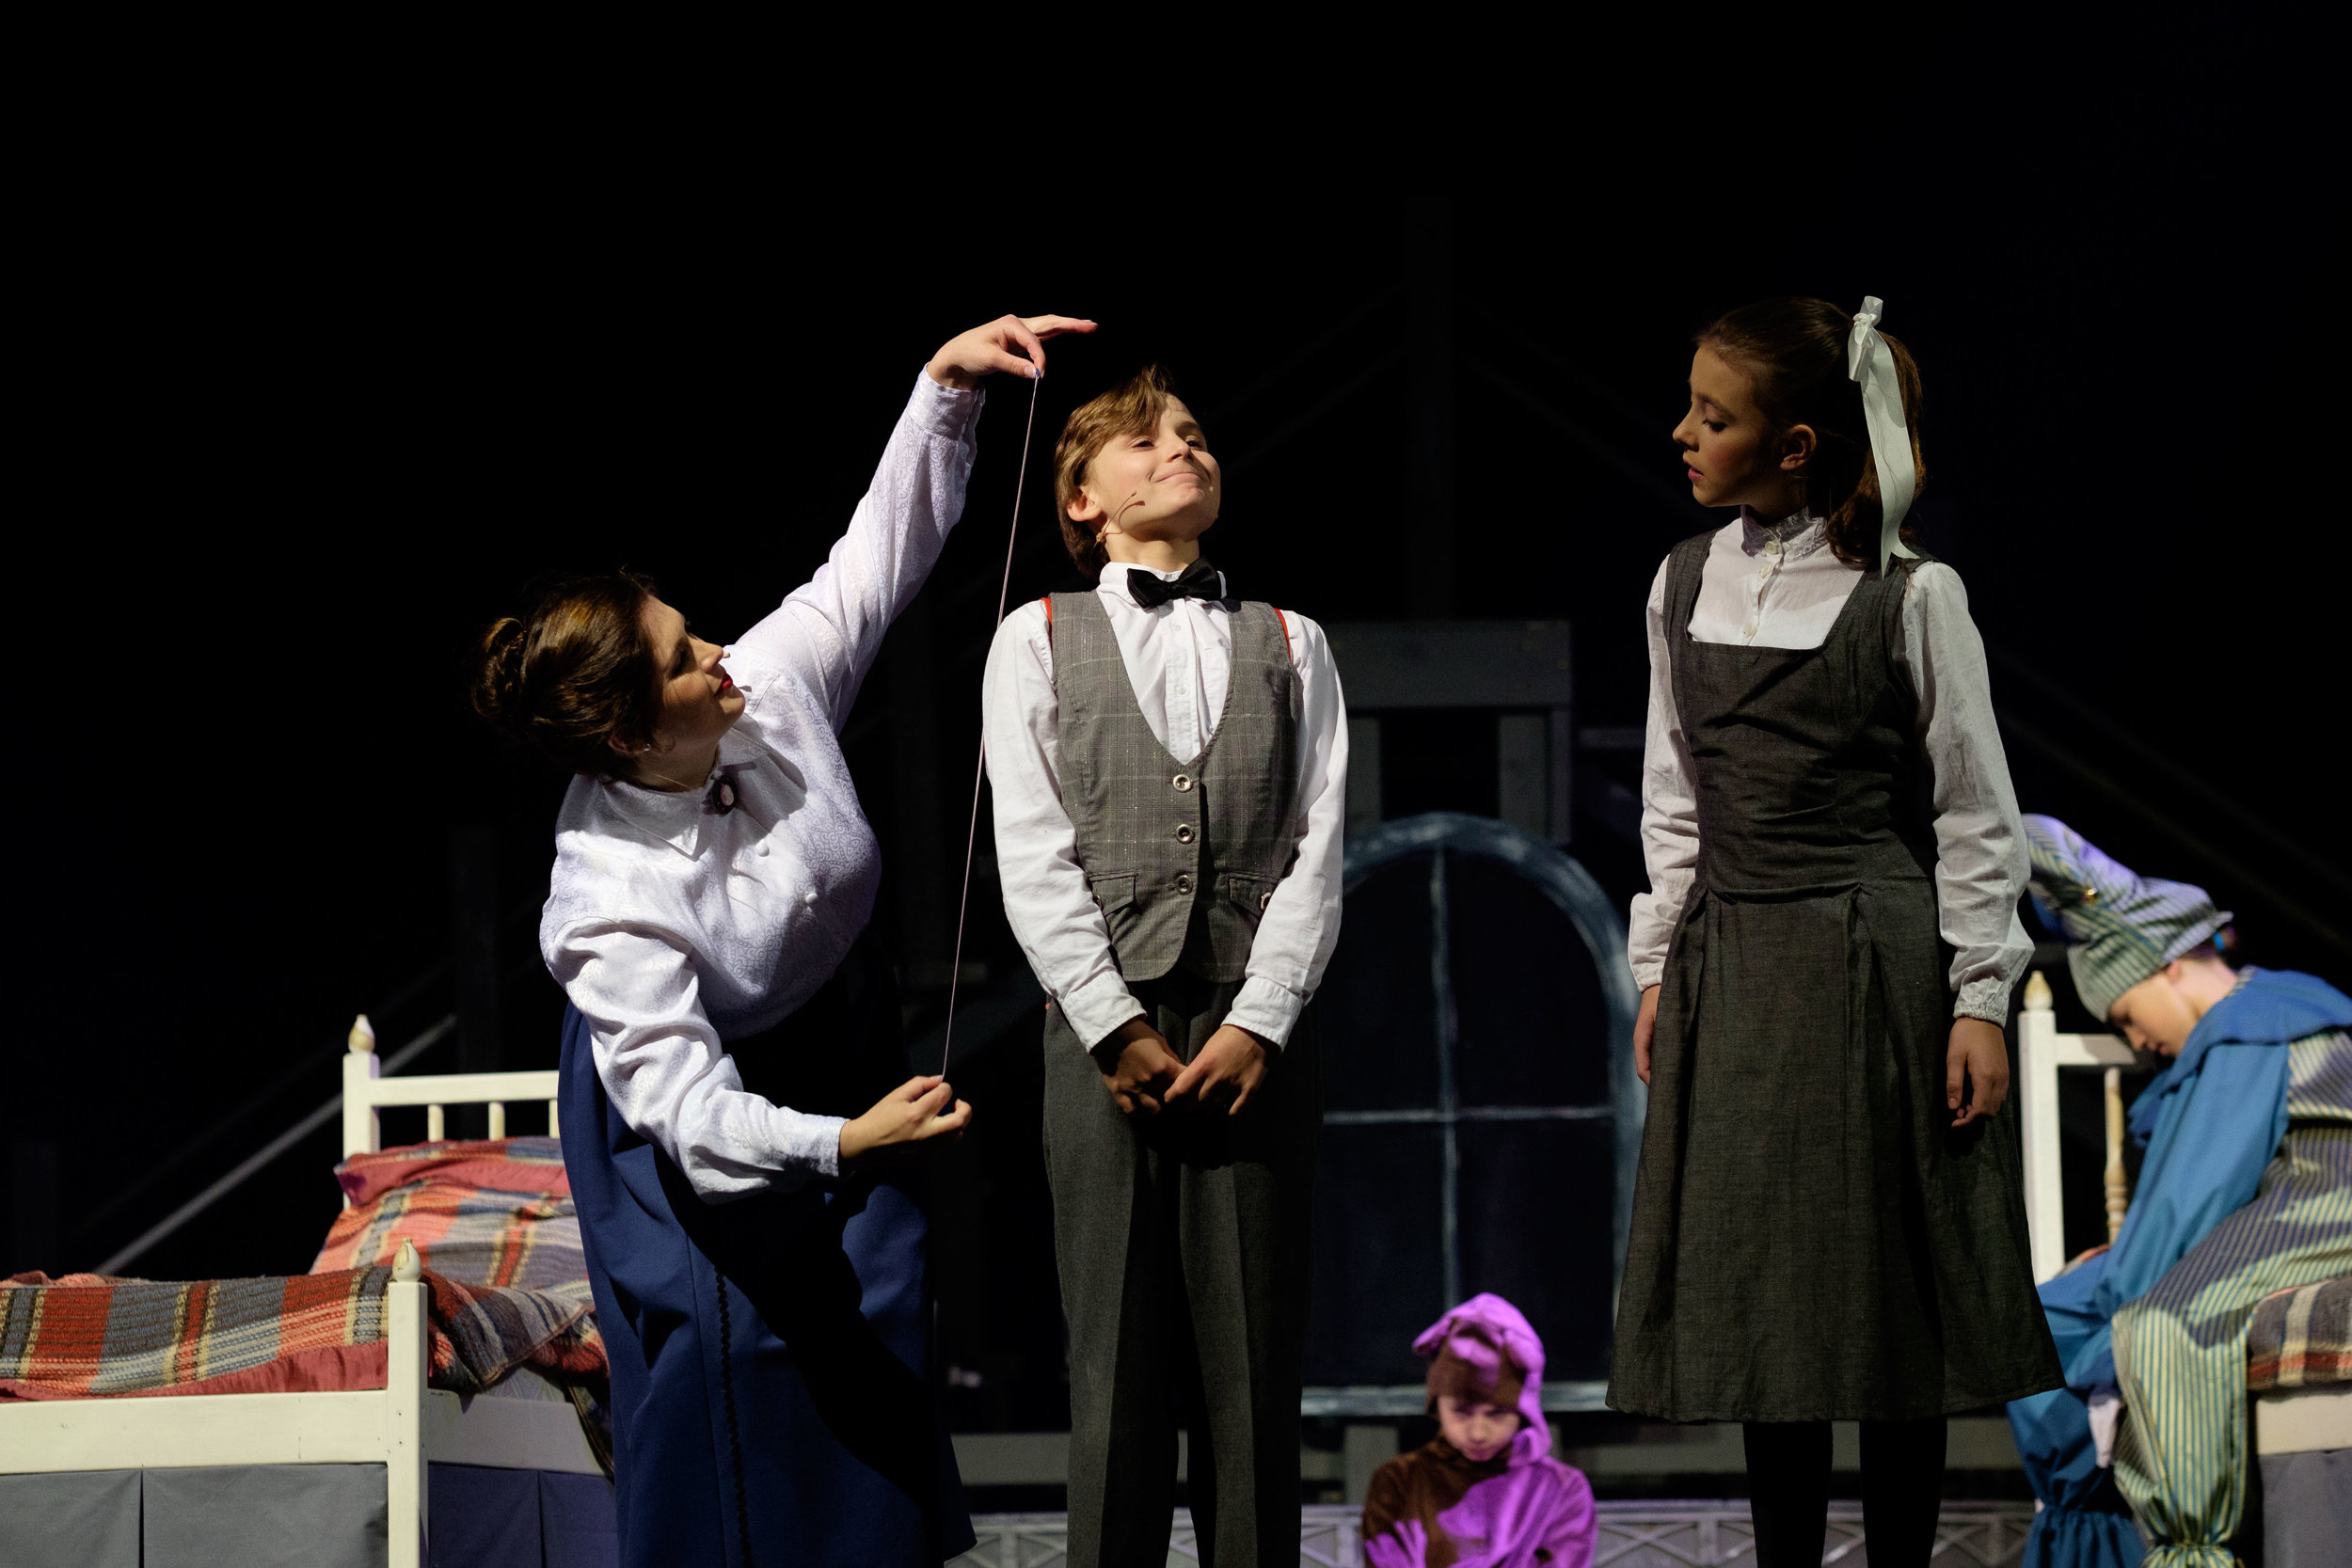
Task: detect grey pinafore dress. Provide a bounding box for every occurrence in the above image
[1606,532,2061,1424]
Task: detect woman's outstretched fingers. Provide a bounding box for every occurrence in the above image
[928,314,1094,390]
[1019,313,1100,366]
[1003,316,1048,376]
[987,343,1041,379]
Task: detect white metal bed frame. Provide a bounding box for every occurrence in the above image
[0,1016,601,1568]
[2016,971,2348,1458]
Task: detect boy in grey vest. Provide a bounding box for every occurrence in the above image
[982,366,1348,1567]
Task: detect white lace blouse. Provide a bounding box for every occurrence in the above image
[539,372,983,1200]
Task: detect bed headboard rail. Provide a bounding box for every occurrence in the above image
[2017,972,2137,1283]
[342,1015,562,1159]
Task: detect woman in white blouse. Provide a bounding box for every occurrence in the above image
[472,311,1093,1568]
[1604,298,2059,1568]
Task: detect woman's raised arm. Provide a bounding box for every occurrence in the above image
[739,313,1096,730]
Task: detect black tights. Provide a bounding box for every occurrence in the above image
[1742,1418,1946,1568]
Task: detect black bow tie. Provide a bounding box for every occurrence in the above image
[1128,559,1226,610]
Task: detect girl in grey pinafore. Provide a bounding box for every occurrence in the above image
[1607,533,2060,1423]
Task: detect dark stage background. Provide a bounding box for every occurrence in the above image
[13,59,2338,1455]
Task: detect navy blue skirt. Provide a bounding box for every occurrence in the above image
[559,940,973,1567]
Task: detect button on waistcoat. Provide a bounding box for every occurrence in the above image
[1049,590,1300,984]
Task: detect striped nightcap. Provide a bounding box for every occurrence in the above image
[2023,815,2233,1021]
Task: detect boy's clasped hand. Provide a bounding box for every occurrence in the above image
[1094,1017,1270,1117]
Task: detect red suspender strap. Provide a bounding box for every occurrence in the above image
[1042,594,1053,638]
[1275,606,1295,663]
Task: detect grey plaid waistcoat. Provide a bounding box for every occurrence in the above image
[1048,589,1300,985]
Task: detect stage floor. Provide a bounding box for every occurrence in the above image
[950,1499,2039,1567]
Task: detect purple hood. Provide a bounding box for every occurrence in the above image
[1412,1291,1552,1468]
[1370,1293,1597,1568]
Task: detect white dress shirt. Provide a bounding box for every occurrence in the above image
[539,372,983,1201]
[1628,511,2032,1022]
[982,562,1349,1053]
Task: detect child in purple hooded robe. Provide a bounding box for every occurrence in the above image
[1362,1294,1597,1568]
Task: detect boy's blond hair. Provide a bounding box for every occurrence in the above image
[1051,365,1192,574]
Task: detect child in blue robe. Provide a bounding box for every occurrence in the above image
[2007,816,2352,1568]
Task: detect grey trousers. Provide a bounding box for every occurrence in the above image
[1042,971,1319,1568]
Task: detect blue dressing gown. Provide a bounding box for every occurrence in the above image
[2008,969,2352,1568]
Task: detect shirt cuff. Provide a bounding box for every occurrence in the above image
[776,1107,848,1184]
[1954,976,2012,1025]
[1223,978,1305,1051]
[1629,959,1664,991]
[912,369,986,439]
[1058,971,1147,1053]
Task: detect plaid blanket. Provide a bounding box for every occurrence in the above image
[2,1136,612,1471]
[313,1136,585,1299]
[2246,1274,2351,1390]
[1,1267,396,1399]
[317,1135,610,1468]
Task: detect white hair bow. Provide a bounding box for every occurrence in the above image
[1849,296,1920,576]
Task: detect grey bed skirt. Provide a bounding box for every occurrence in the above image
[0,1461,615,1568]
[2260,1449,2351,1568]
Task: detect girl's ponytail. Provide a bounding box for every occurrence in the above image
[1698,298,1927,570]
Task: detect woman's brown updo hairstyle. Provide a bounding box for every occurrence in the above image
[1698,298,1928,569]
[471,571,663,776]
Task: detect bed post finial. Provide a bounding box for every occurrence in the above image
[2023,971,2054,1012]
[393,1239,422,1282]
[349,1014,377,1054]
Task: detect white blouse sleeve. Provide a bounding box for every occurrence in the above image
[734,372,984,729]
[981,601,1147,1053]
[1897,564,2034,1022]
[1629,558,1699,990]
[548,924,846,1200]
[1223,611,1350,1049]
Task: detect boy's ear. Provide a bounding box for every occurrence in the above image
[1065,486,1106,526]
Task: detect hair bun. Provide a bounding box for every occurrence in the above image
[465,571,664,776]
[470,616,532,736]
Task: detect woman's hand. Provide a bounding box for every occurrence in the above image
[927,313,1099,389]
[1166,1023,1271,1116]
[1947,1016,2010,1129]
[839,1075,972,1168]
[1095,1016,1185,1117]
[1633,985,1661,1085]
